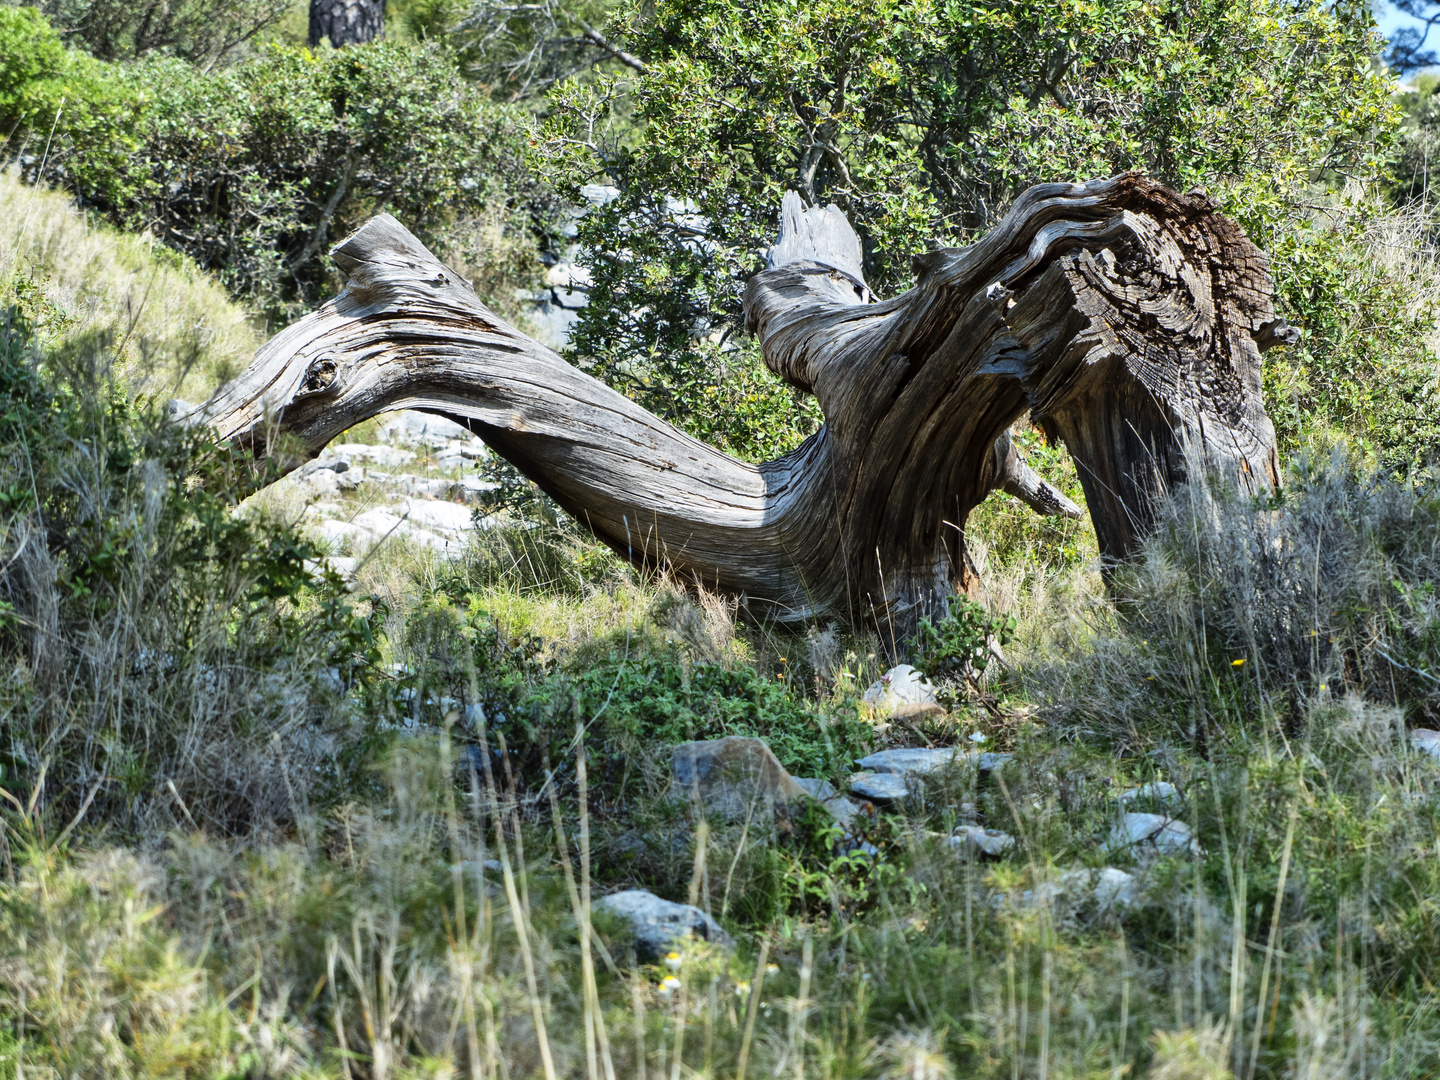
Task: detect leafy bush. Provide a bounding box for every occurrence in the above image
[5,14,554,320]
[0,7,141,191]
[912,595,1016,684]
[1266,198,1440,471]
[31,0,291,65]
[544,0,1396,456]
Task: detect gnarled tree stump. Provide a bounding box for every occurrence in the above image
[193,174,1291,636]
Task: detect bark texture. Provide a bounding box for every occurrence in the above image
[309,0,384,48]
[194,174,1291,635]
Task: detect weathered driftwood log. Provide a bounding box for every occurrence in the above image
[194,174,1290,635]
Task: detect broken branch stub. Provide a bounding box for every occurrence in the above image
[195,174,1289,636]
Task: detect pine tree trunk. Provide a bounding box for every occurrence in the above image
[192,174,1292,637]
[309,0,384,48]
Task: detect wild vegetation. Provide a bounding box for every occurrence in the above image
[1,1,1439,1077]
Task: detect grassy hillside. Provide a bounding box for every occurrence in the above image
[1,167,262,402]
[3,146,1440,1080]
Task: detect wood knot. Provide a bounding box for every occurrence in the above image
[300,357,340,395]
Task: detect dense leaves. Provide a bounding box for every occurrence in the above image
[545,0,1403,460]
[4,12,552,319]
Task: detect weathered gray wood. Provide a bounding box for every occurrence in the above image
[194,174,1286,636]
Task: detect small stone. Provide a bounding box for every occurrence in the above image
[593,889,732,963]
[1410,729,1440,762]
[1119,781,1182,809]
[672,737,808,822]
[863,664,936,711]
[1108,813,1201,857]
[951,824,1016,858]
[838,837,881,860]
[848,772,910,802]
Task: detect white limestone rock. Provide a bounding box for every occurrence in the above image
[1410,729,1440,762]
[593,889,732,963]
[951,825,1016,858]
[1108,813,1202,857]
[862,664,936,711]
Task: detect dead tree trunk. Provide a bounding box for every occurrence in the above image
[309,0,384,48]
[193,174,1291,636]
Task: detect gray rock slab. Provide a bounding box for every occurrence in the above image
[593,889,732,963]
[848,773,910,802]
[859,747,965,775]
[858,747,1011,776]
[1119,781,1182,808]
[672,736,807,822]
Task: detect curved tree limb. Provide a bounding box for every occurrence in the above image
[194,173,1288,635]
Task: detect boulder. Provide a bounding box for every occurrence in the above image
[862,665,936,711]
[1108,813,1201,857]
[593,889,732,963]
[671,737,808,822]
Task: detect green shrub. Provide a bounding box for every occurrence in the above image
[912,595,1016,685]
[31,0,291,65]
[6,15,555,321]
[0,279,391,834]
[0,7,141,190]
[544,0,1396,457]
[1267,204,1440,470]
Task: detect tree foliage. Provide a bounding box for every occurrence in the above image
[544,0,1404,461]
[30,0,292,65]
[2,10,553,319]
